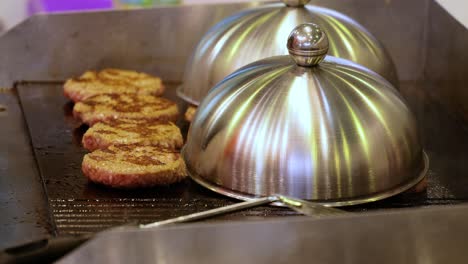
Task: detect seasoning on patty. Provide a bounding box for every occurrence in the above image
[64,68,165,102]
[73,93,179,126]
[82,119,183,151]
[82,145,187,188]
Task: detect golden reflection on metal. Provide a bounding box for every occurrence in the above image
[178,3,399,106]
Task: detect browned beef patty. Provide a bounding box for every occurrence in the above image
[73,93,179,126]
[64,68,165,102]
[82,119,183,151]
[82,145,187,188]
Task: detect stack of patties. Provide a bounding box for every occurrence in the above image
[66,69,186,188]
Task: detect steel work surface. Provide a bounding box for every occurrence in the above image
[0,0,429,87]
[59,204,468,264]
[1,0,468,250]
[13,80,468,236]
[0,90,53,248]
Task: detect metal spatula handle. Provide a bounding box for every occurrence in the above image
[277,195,349,216]
[141,196,278,228]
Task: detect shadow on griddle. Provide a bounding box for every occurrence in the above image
[64,100,88,147]
[63,100,74,116]
[72,124,88,147]
[81,178,217,200]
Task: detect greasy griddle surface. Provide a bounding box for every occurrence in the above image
[17,81,468,235]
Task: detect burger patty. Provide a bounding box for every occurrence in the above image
[73,93,179,125]
[184,105,197,122]
[82,119,183,151]
[82,145,187,188]
[64,68,165,102]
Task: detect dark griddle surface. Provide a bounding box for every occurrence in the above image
[16,81,468,235]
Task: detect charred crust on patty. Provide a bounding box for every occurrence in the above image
[73,93,179,125]
[82,145,187,188]
[63,68,165,102]
[82,119,183,151]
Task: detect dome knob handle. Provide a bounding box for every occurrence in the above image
[281,0,311,7]
[287,23,329,67]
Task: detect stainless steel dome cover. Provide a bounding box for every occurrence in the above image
[183,24,428,206]
[177,0,399,106]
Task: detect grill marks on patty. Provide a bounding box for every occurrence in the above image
[64,68,165,102]
[73,93,179,125]
[82,119,183,151]
[86,145,177,166]
[82,145,187,188]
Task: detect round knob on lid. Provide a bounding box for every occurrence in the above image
[287,23,329,67]
[281,0,311,7]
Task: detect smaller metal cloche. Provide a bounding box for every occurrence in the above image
[183,24,428,206]
[177,0,399,106]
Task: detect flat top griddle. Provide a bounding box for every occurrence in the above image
[14,80,468,236]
